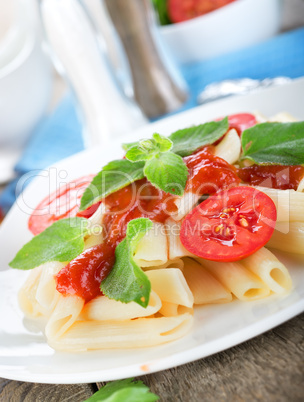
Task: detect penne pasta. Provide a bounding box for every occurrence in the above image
[267,221,304,254]
[253,187,304,222]
[269,112,298,123]
[45,294,84,340]
[84,233,104,250]
[159,301,193,317]
[87,202,106,228]
[35,261,65,312]
[81,290,161,321]
[214,129,241,165]
[133,222,168,267]
[47,314,193,351]
[166,219,195,260]
[240,247,292,294]
[172,191,200,222]
[197,258,270,301]
[253,111,268,123]
[297,177,304,192]
[146,268,194,308]
[18,267,44,318]
[183,258,232,304]
[149,257,185,271]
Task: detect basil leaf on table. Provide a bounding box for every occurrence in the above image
[80,159,145,211]
[169,117,229,157]
[144,151,188,196]
[83,378,159,402]
[101,218,153,308]
[241,121,304,165]
[9,217,89,270]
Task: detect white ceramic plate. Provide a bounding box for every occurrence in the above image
[1,78,304,384]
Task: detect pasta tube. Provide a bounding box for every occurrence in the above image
[240,247,292,294]
[172,191,200,222]
[146,268,194,308]
[133,222,168,267]
[47,314,193,351]
[166,219,195,260]
[81,290,161,321]
[18,267,44,318]
[214,129,241,165]
[267,221,304,254]
[45,294,84,340]
[254,187,304,222]
[197,258,270,301]
[183,258,232,304]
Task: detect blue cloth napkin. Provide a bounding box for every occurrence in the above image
[1,27,304,213]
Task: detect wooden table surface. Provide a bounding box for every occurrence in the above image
[0,313,303,401]
[1,1,304,401]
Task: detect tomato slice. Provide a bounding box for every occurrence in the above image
[168,0,236,23]
[228,113,257,135]
[28,175,97,235]
[180,186,277,262]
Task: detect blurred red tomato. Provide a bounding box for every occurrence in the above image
[168,0,236,23]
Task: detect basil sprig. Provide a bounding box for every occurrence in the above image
[81,118,229,208]
[123,117,228,156]
[126,133,188,196]
[241,121,304,165]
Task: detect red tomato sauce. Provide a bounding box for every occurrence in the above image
[184,146,240,194]
[55,147,239,301]
[237,165,304,190]
[56,243,116,302]
[56,179,178,301]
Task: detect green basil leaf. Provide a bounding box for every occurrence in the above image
[144,152,188,196]
[80,160,145,211]
[125,145,152,162]
[169,117,229,156]
[241,121,304,165]
[9,217,89,270]
[101,218,153,308]
[126,134,172,162]
[122,141,139,151]
[83,378,159,402]
[152,133,173,152]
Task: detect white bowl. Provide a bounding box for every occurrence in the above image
[160,0,283,64]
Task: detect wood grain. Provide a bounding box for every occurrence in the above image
[95,313,303,402]
[136,313,304,402]
[0,381,94,402]
[2,314,302,401]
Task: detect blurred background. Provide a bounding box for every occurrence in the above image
[0,0,304,219]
